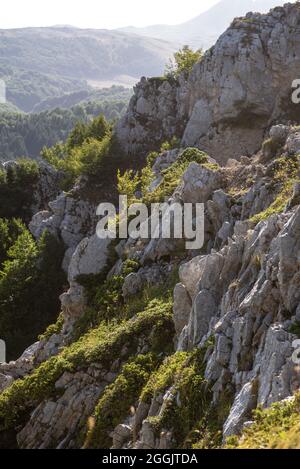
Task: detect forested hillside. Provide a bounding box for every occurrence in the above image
[0,86,132,161]
[31,86,132,114]
[0,64,87,113]
[0,27,175,111]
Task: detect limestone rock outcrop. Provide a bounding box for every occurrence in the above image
[117,3,300,164]
[1,2,300,451]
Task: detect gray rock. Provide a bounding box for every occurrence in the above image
[278,207,300,313]
[223,381,258,439]
[111,424,132,449]
[173,283,192,337]
[179,255,206,301]
[60,235,111,322]
[269,125,289,144]
[180,162,221,204]
[296,305,300,322]
[286,132,300,155]
[0,373,14,392]
[117,3,300,163]
[187,289,217,348]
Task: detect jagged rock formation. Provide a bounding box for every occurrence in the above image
[1,160,63,219]
[29,188,98,261]
[0,2,300,450]
[1,120,300,448]
[117,2,300,164]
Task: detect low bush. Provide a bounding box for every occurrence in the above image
[226,394,300,449]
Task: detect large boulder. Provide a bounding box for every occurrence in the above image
[60,235,111,323]
[180,162,221,203]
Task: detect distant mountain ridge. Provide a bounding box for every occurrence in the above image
[0,1,289,113]
[0,27,176,112]
[119,0,288,48]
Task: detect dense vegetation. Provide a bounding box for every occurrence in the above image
[0,159,40,221]
[41,113,144,205]
[0,156,66,361]
[32,86,132,114]
[0,64,87,113]
[118,146,218,206]
[42,114,113,190]
[0,289,174,439]
[0,222,66,360]
[0,86,132,162]
[0,111,144,361]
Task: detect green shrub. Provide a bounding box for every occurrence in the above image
[66,115,110,149]
[290,321,300,337]
[142,147,213,205]
[74,259,139,337]
[160,137,180,152]
[117,146,214,207]
[117,169,140,205]
[138,348,213,448]
[42,114,113,190]
[85,353,162,448]
[38,313,64,342]
[250,154,300,224]
[140,352,189,404]
[226,393,300,449]
[0,298,174,432]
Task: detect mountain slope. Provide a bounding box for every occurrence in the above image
[0,27,176,111]
[0,87,132,162]
[1,1,300,451]
[119,0,287,48]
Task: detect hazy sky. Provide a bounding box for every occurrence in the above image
[0,0,221,29]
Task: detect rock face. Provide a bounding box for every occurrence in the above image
[60,234,111,325]
[30,193,97,250]
[29,189,99,277]
[17,366,119,449]
[117,3,300,164]
[113,124,300,448]
[2,124,300,449]
[30,163,64,214]
[116,77,187,156]
[173,283,192,338]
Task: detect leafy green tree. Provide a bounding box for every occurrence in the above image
[66,122,87,148]
[165,45,203,79]
[42,114,113,190]
[67,114,110,149]
[0,229,66,360]
[117,169,140,205]
[0,160,39,221]
[0,92,129,162]
[0,218,24,266]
